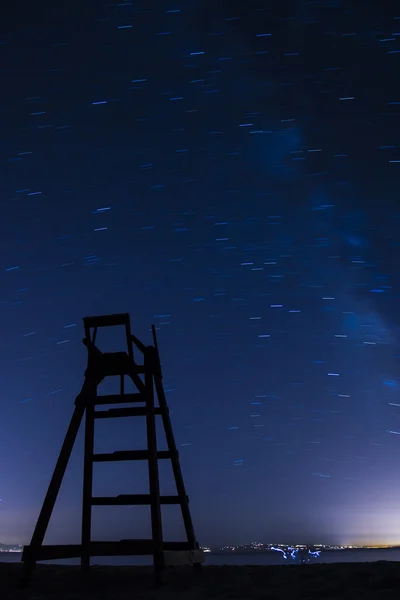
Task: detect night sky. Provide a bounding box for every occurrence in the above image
[1,0,400,550]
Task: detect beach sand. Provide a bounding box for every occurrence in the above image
[1,560,400,599]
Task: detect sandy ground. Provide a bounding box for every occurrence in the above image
[2,560,400,599]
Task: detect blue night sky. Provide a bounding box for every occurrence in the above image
[1,0,400,549]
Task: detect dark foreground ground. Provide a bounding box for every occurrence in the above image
[2,561,400,599]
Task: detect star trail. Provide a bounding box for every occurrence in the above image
[1,0,400,549]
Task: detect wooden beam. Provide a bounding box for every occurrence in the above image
[83,313,130,329]
[91,494,185,506]
[94,406,162,418]
[92,450,171,462]
[20,401,86,583]
[145,346,164,579]
[81,401,95,571]
[93,393,144,405]
[22,540,201,562]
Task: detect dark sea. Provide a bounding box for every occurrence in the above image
[2,548,400,566]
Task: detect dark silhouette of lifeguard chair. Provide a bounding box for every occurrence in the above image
[20,313,203,585]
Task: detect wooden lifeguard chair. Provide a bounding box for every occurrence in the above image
[20,313,203,586]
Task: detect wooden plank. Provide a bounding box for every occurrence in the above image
[81,401,95,571]
[20,401,87,583]
[83,313,130,329]
[23,540,202,562]
[144,346,164,578]
[131,333,146,353]
[153,363,197,546]
[92,450,171,462]
[23,540,155,561]
[23,544,82,562]
[91,494,184,505]
[151,327,201,559]
[94,406,162,418]
[94,393,144,405]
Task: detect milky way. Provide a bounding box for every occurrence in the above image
[1,1,400,548]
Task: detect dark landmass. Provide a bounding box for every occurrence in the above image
[2,560,400,599]
[208,547,400,555]
[0,545,23,553]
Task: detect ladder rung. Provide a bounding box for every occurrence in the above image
[83,313,130,329]
[92,450,172,462]
[91,494,186,506]
[94,407,162,418]
[94,393,144,405]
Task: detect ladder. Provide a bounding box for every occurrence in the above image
[20,313,203,586]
